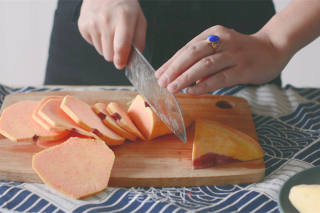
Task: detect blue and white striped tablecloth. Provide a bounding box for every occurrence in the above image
[0,84,319,213]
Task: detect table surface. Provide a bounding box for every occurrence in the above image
[0,83,319,213]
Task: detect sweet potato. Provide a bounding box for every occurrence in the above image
[32,96,64,131]
[38,97,93,138]
[128,95,192,140]
[0,101,69,142]
[32,138,115,199]
[61,96,125,145]
[93,103,137,141]
[192,120,264,169]
[106,102,145,140]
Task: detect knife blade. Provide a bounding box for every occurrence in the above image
[125,46,187,143]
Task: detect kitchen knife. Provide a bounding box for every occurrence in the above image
[125,46,187,143]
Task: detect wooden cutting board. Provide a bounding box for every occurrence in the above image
[0,90,265,187]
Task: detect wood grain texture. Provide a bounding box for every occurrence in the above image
[0,90,265,186]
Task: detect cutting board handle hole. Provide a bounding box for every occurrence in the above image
[216,101,233,109]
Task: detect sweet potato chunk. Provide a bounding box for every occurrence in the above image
[106,102,145,140]
[192,120,264,169]
[93,103,137,141]
[38,97,93,138]
[32,138,115,199]
[61,96,125,146]
[128,95,192,140]
[127,95,171,140]
[0,101,69,142]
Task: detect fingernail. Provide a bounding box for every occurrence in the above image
[158,74,168,88]
[114,55,122,69]
[167,82,178,93]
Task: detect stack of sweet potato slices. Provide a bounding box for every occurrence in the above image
[0,94,179,199]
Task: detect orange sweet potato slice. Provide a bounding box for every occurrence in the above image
[32,96,64,131]
[128,95,192,140]
[36,130,92,148]
[93,103,137,141]
[0,101,69,142]
[192,120,264,169]
[106,102,145,140]
[61,96,125,146]
[38,97,94,138]
[32,138,115,199]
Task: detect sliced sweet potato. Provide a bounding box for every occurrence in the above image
[37,130,92,148]
[192,120,264,169]
[32,96,64,131]
[38,97,93,138]
[61,96,125,146]
[128,95,192,140]
[0,101,69,142]
[106,102,145,140]
[32,138,115,199]
[93,103,137,141]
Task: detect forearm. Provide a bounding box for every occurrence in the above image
[258,0,320,58]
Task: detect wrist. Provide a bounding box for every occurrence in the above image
[254,29,294,65]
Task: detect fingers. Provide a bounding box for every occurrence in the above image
[101,28,114,62]
[133,13,147,53]
[155,25,228,79]
[157,40,215,88]
[79,29,93,46]
[91,31,103,56]
[113,13,137,69]
[78,0,147,69]
[186,66,239,95]
[167,53,235,93]
[155,25,241,94]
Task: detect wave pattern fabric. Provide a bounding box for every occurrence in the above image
[0,84,319,213]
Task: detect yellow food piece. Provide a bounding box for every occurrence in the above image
[289,184,320,213]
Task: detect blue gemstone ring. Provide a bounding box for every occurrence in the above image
[207,35,220,51]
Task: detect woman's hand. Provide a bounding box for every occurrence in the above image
[155,25,290,95]
[78,0,147,69]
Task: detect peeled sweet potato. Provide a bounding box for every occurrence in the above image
[61,96,125,146]
[32,138,115,199]
[106,102,145,140]
[93,103,137,141]
[0,101,69,142]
